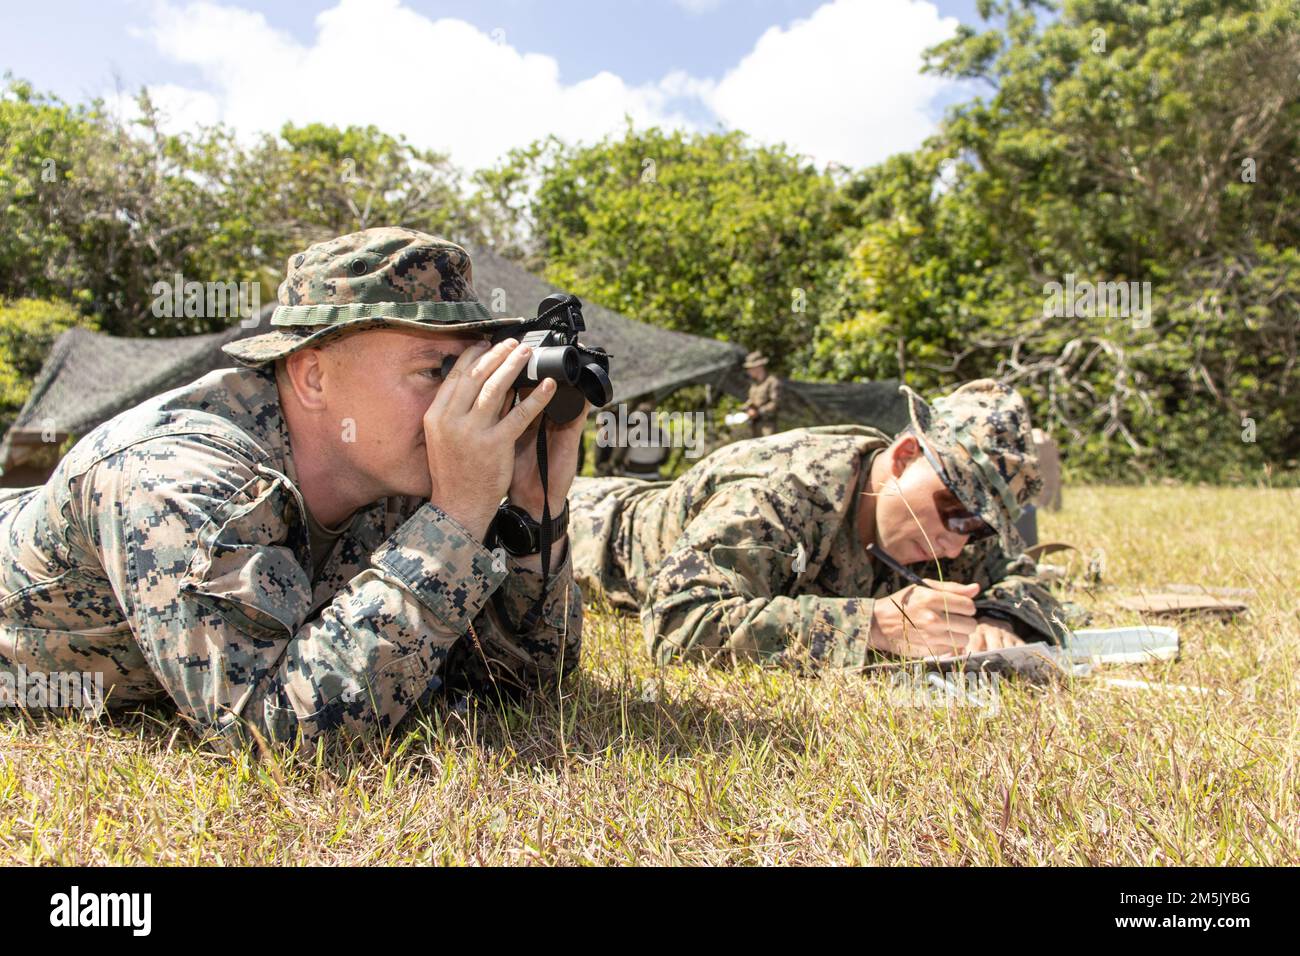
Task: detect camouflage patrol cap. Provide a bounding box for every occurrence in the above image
[901,379,1042,553]
[222,226,524,366]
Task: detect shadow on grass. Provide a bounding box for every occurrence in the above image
[405,668,805,770]
[1,665,801,777]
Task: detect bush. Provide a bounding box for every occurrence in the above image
[0,297,94,434]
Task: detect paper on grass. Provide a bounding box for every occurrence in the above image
[1063,625,1179,665]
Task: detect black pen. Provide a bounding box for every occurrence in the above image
[867,543,1011,623]
[865,543,926,587]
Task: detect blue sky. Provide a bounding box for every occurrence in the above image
[2,0,990,172]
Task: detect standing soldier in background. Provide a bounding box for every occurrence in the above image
[0,228,584,752]
[742,351,783,438]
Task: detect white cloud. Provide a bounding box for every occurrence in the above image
[117,0,961,172]
[120,0,695,172]
[704,0,960,168]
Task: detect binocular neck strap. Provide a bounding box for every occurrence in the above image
[513,425,552,635]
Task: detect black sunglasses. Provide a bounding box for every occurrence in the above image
[908,427,998,541]
[932,488,996,540]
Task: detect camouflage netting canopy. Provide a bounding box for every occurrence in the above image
[0,321,259,484]
[782,379,911,434]
[717,368,911,435]
[1,249,746,484]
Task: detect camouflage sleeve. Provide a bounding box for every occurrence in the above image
[640,482,873,669]
[443,543,582,699]
[86,437,576,752]
[941,540,1070,644]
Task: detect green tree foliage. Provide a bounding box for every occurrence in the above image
[194,121,473,290]
[816,0,1299,479]
[1,77,476,338]
[3,0,1296,481]
[0,79,226,333]
[475,126,855,367]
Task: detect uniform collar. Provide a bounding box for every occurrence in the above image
[843,447,883,594]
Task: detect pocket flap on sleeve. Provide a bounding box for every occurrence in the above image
[181,473,312,639]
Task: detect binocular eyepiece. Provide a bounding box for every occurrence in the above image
[441,293,613,424]
[523,340,582,390]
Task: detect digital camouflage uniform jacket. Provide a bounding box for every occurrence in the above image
[569,426,1066,669]
[0,366,581,750]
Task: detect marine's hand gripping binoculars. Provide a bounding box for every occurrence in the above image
[443,293,612,424]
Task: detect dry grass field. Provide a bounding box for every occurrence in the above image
[1,485,1296,865]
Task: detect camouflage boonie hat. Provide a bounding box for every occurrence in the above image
[743,350,769,369]
[901,379,1042,553]
[223,227,525,366]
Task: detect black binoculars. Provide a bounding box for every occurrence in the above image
[442,293,612,424]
